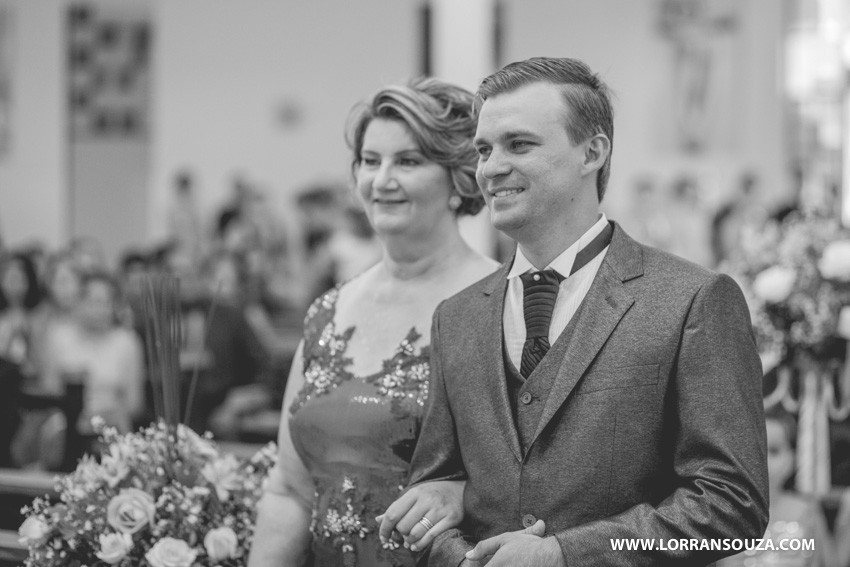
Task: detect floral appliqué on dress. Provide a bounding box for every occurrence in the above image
[290,287,355,414]
[366,328,430,414]
[310,476,371,567]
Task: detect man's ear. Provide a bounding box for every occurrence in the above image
[583,134,610,174]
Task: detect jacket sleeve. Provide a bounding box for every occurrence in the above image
[554,273,769,566]
[409,305,473,567]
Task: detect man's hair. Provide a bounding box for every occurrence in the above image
[475,57,614,201]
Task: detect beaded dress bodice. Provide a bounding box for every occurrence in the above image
[289,287,430,567]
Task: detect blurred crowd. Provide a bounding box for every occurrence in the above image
[0,171,381,471]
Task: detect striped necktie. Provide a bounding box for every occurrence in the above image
[518,222,614,378]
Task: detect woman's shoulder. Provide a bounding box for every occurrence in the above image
[448,252,502,295]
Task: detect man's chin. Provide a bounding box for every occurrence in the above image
[489,212,525,238]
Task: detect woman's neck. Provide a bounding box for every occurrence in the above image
[379,223,471,283]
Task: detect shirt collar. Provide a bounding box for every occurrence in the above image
[507,214,609,280]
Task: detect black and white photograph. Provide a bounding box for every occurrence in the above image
[1,1,850,566]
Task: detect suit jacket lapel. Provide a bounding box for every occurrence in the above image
[479,262,523,463]
[530,224,641,445]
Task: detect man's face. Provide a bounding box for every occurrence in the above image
[474,82,589,243]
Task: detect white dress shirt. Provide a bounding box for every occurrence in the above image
[504,214,610,370]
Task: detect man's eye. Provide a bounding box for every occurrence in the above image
[476,147,491,157]
[510,140,531,151]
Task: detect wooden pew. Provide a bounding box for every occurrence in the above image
[0,528,26,566]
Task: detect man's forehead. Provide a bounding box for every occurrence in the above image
[475,83,567,135]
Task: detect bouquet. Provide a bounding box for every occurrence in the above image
[18,417,277,566]
[723,212,850,367]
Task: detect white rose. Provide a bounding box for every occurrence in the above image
[18,516,49,545]
[819,240,850,281]
[145,537,198,567]
[838,306,850,340]
[752,266,797,304]
[95,532,134,564]
[107,488,156,534]
[204,526,239,561]
[202,454,242,501]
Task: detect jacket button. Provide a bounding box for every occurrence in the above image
[522,514,537,528]
[520,392,533,405]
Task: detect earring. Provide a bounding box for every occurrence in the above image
[448,195,462,211]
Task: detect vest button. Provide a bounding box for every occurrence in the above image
[520,392,533,405]
[522,514,537,528]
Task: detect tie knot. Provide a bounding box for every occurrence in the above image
[520,269,562,289]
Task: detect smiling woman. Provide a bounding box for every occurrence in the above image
[247,78,499,567]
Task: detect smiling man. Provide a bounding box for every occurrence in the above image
[408,57,768,566]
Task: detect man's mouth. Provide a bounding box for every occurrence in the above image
[374,198,407,205]
[491,187,524,198]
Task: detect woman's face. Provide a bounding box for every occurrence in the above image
[766,419,794,491]
[211,258,240,301]
[355,119,455,237]
[1,259,28,305]
[77,280,115,332]
[50,262,81,310]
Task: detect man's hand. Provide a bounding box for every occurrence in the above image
[464,520,563,566]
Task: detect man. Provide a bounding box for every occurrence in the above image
[407,57,768,566]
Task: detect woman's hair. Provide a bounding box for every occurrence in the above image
[345,77,485,216]
[0,251,43,311]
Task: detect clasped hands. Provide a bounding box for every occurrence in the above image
[376,481,562,566]
[463,520,563,566]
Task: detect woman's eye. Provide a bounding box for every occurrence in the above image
[399,157,420,166]
[361,156,379,167]
[510,140,531,151]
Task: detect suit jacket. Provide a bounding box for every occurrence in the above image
[409,223,768,566]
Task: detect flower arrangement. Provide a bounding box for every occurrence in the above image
[17,274,278,566]
[18,418,276,566]
[724,212,850,366]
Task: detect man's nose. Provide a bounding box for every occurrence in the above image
[479,149,511,179]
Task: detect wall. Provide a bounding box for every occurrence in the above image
[149,0,420,241]
[0,0,790,257]
[0,0,66,250]
[0,0,421,258]
[501,0,788,230]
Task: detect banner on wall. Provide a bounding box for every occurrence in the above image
[67,2,150,140]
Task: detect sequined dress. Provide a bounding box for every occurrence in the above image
[289,287,431,567]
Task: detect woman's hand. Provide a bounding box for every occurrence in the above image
[377,480,465,552]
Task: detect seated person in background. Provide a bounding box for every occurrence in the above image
[0,251,44,466]
[40,272,144,466]
[13,252,83,467]
[0,251,43,370]
[718,406,836,567]
[181,251,267,435]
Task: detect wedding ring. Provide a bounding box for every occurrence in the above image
[417,516,434,531]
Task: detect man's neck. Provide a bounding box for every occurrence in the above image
[517,214,601,270]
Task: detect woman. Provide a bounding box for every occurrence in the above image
[0,252,43,368]
[248,78,497,566]
[41,272,144,436]
[0,251,43,466]
[11,252,82,467]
